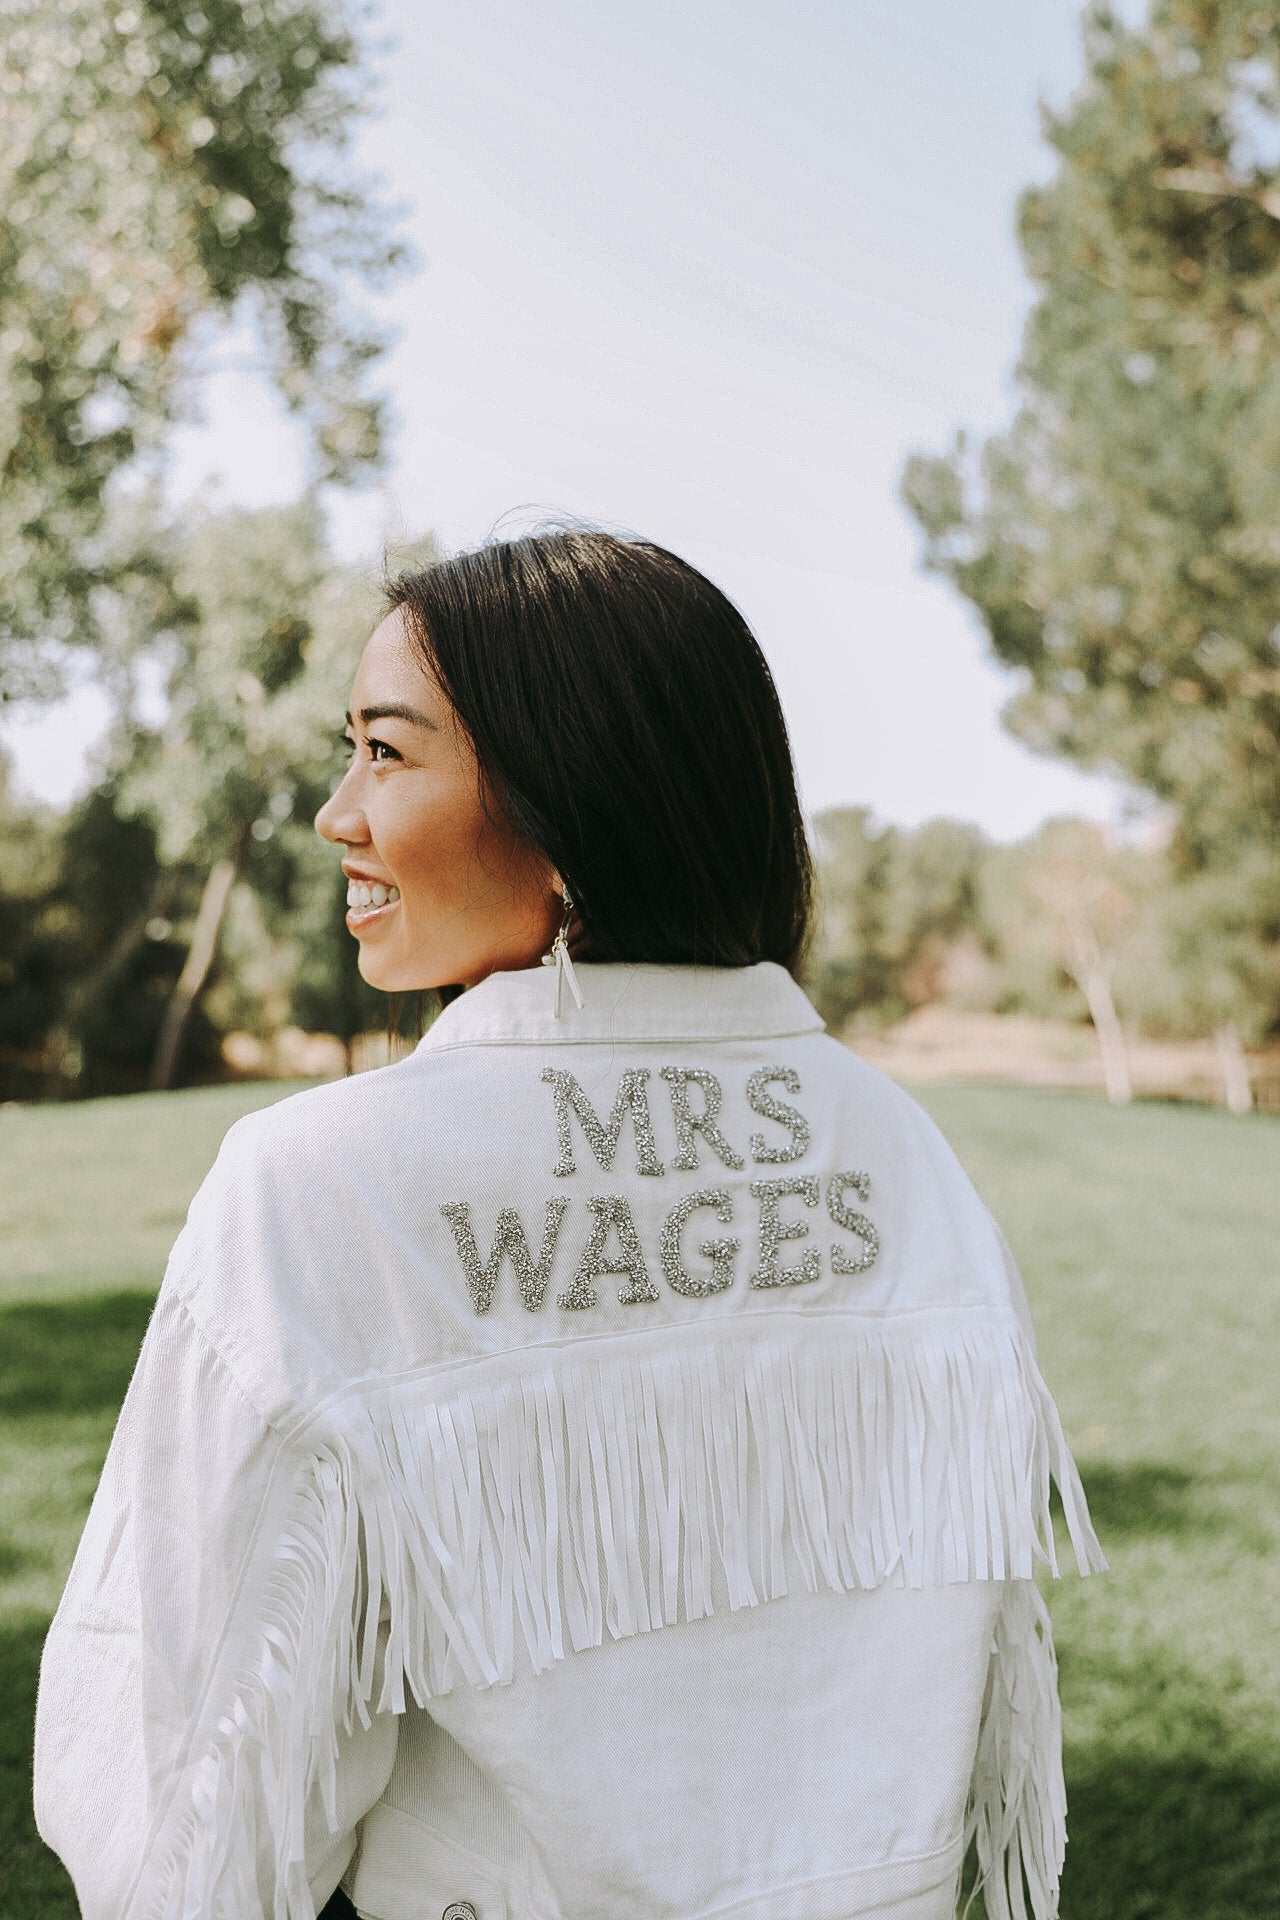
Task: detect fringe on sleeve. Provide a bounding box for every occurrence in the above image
[963,1579,1069,1920]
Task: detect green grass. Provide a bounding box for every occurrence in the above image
[0,1079,299,1303]
[921,1084,1280,1919]
[0,1081,302,1914]
[3,1077,1277,1917]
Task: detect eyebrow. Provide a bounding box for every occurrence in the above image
[345,703,437,730]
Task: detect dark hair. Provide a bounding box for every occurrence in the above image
[382,525,814,977]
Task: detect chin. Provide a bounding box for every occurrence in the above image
[357,948,447,996]
[355,950,398,992]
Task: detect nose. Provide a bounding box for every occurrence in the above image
[314,772,366,846]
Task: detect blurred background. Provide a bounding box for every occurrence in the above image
[4,0,1279,1109]
[3,2,1279,1915]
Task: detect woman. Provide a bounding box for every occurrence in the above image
[34,527,1104,1920]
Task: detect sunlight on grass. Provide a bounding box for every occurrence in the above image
[0,1081,315,1301]
[910,1082,1280,1919]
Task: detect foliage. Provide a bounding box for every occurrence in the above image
[804,807,1098,1032]
[42,781,222,1094]
[0,0,408,699]
[901,0,1280,936]
[94,494,374,1082]
[0,759,65,1092]
[983,817,1164,1014]
[804,801,1280,1057]
[284,817,387,1057]
[110,493,370,866]
[802,808,897,1030]
[0,764,226,1100]
[904,0,1280,836]
[2,501,445,1094]
[803,808,995,1031]
[1152,829,1280,1043]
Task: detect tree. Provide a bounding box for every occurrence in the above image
[0,753,65,1097]
[98,502,442,1088]
[101,495,370,1085]
[803,808,898,1032]
[876,817,991,1011]
[0,763,227,1099]
[1013,818,1158,1103]
[1151,841,1280,1107]
[39,780,180,1092]
[803,809,992,1033]
[901,1,1280,905]
[0,0,408,700]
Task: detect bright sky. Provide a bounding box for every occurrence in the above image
[5,0,1157,842]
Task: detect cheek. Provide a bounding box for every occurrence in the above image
[376,774,496,898]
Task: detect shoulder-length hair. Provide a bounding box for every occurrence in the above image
[382,525,814,978]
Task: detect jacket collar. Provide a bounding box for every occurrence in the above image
[414,960,825,1051]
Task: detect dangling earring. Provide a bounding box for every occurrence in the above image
[541,880,584,1019]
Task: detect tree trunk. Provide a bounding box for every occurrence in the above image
[46,867,180,1093]
[1063,910,1132,1105]
[1213,1020,1253,1114]
[148,849,243,1092]
[1079,963,1133,1105]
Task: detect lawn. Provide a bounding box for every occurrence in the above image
[2,1076,1277,1918]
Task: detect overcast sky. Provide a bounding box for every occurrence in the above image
[5,0,1159,843]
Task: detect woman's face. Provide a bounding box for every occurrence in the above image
[314,606,563,992]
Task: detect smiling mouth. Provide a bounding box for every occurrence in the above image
[345,887,401,933]
[346,896,400,932]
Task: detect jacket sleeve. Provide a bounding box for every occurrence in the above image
[32,1230,399,1920]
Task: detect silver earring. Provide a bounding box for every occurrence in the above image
[541,881,584,1019]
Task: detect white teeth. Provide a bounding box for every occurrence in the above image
[346,881,400,910]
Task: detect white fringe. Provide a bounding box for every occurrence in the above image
[145,1315,1104,1920]
[963,1581,1068,1920]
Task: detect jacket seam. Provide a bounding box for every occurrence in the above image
[166,1257,296,1435]
[353,1807,961,1920]
[276,1299,1024,1446]
[413,1026,824,1055]
[355,1802,530,1897]
[166,1235,1022,1449]
[690,1833,964,1920]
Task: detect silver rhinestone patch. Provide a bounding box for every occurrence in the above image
[746,1066,811,1164]
[659,1188,739,1296]
[748,1175,820,1288]
[556,1194,661,1309]
[541,1066,664,1178]
[659,1067,746,1171]
[440,1198,569,1313]
[827,1170,880,1274]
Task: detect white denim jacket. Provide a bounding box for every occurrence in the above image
[33,960,1104,1920]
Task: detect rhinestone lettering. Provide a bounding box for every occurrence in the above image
[556,1194,661,1309]
[827,1170,880,1274]
[541,1067,664,1178]
[659,1067,746,1171]
[746,1066,811,1164]
[440,1198,570,1313]
[749,1175,821,1288]
[659,1188,739,1296]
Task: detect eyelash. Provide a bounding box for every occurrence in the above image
[339,732,400,765]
